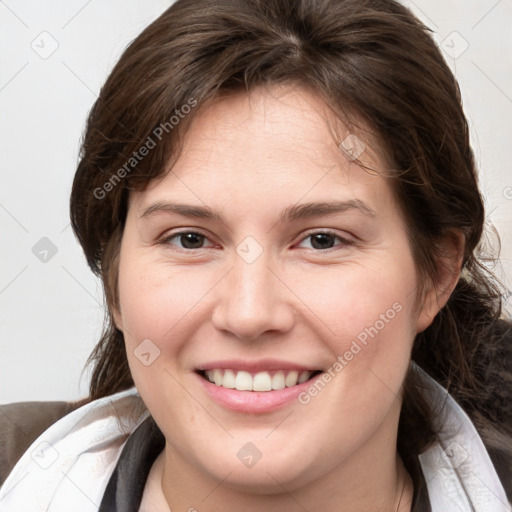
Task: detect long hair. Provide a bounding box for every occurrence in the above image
[70,0,512,501]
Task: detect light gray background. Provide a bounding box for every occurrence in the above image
[1,0,511,403]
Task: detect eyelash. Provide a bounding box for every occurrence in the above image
[158,229,355,253]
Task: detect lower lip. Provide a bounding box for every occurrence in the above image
[194,372,323,413]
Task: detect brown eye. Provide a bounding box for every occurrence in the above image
[310,233,336,250]
[297,231,354,251]
[178,232,206,249]
[161,231,215,250]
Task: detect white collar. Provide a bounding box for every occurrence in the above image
[414,363,510,511]
[0,387,149,511]
[0,367,509,511]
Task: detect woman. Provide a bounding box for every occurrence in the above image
[0,0,510,510]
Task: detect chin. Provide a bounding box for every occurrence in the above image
[202,447,318,495]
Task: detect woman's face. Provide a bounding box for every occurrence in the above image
[115,85,436,494]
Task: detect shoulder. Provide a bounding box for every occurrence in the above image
[462,318,512,502]
[0,398,86,487]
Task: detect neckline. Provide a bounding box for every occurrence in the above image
[98,415,165,512]
[139,448,170,511]
[98,414,432,512]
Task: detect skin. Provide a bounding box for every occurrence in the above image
[115,84,462,512]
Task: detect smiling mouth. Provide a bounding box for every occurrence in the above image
[196,369,323,392]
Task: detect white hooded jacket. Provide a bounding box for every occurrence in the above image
[0,364,510,512]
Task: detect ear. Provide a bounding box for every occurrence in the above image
[416,230,465,333]
[112,308,124,332]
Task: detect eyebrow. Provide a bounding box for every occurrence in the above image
[140,199,376,222]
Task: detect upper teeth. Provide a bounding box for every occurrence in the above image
[204,369,313,392]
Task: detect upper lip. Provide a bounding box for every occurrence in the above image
[196,358,322,373]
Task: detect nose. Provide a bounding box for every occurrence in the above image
[211,252,295,341]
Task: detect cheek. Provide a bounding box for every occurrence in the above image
[116,258,205,410]
[117,257,207,346]
[298,254,419,399]
[291,256,418,340]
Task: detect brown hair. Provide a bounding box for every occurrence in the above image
[70,0,512,503]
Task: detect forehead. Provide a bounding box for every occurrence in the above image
[132,84,394,216]
[177,84,386,168]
